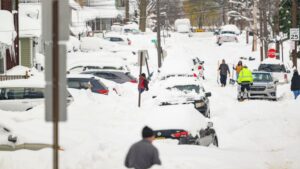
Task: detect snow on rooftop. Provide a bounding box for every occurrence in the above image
[19,16,41,37]
[0,10,16,45]
[5,65,31,76]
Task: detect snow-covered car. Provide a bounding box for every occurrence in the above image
[151,76,212,118]
[80,37,121,52]
[81,69,137,84]
[257,59,291,84]
[68,60,130,74]
[0,79,73,111]
[145,105,218,147]
[104,35,131,45]
[217,30,238,44]
[67,74,109,95]
[238,71,278,100]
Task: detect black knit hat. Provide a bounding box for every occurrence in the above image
[142,126,154,138]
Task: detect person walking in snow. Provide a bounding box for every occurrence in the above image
[218,59,230,87]
[138,73,149,94]
[233,61,243,80]
[125,126,161,169]
[237,65,253,101]
[291,70,300,99]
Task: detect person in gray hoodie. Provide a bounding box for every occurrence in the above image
[125,126,161,169]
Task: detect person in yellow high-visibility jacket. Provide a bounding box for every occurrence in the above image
[237,66,253,100]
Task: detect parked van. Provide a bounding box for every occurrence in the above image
[0,79,73,111]
[174,19,191,33]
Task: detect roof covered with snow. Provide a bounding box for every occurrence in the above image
[0,10,16,45]
[19,16,41,37]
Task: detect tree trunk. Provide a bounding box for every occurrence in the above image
[274,0,280,59]
[263,7,268,59]
[139,0,147,32]
[252,0,258,52]
[125,0,129,23]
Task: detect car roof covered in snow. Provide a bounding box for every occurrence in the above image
[261,58,284,65]
[144,105,207,135]
[67,74,97,79]
[220,24,240,33]
[158,76,201,87]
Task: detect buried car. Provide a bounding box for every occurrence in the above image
[257,59,291,84]
[151,76,212,118]
[238,71,278,100]
[0,79,73,111]
[145,105,218,147]
[81,69,137,84]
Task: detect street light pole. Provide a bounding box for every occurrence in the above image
[156,0,162,68]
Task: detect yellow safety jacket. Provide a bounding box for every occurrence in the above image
[238,68,253,84]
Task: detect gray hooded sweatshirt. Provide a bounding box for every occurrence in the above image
[125,139,161,169]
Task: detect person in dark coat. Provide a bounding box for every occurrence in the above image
[138,73,149,93]
[291,70,300,99]
[125,126,161,169]
[218,59,230,87]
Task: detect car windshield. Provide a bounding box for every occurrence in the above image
[166,85,200,94]
[253,73,273,82]
[161,74,193,80]
[221,31,235,34]
[258,64,286,72]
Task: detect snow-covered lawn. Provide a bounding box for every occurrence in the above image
[1,32,300,169]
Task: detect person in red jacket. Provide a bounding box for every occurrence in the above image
[138,73,149,93]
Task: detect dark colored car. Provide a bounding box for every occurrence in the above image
[67,75,109,95]
[148,106,218,147]
[81,70,137,84]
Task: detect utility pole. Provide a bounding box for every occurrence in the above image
[292,0,298,68]
[139,0,146,32]
[252,0,258,52]
[125,0,129,23]
[156,0,162,68]
[15,0,19,65]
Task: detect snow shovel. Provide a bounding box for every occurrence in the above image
[217,61,220,84]
[229,66,236,85]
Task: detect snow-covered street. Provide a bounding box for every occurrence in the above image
[1,31,300,169]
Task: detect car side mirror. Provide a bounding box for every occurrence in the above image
[152,96,157,99]
[274,80,279,84]
[207,122,213,128]
[205,92,212,97]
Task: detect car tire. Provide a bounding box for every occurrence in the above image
[206,110,211,118]
[179,137,189,145]
[212,136,218,147]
